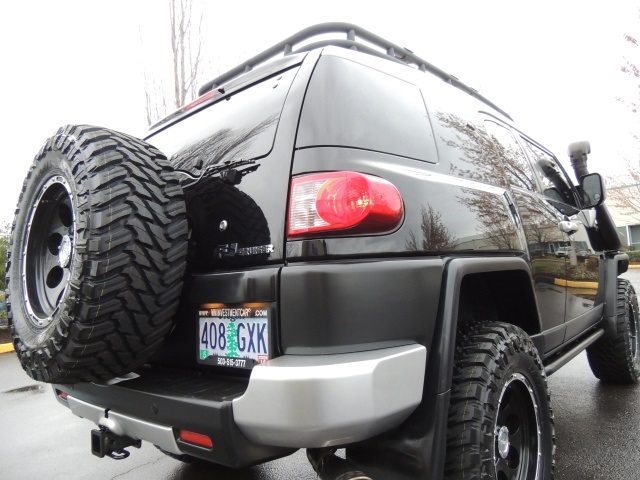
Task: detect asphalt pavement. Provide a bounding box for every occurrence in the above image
[1,270,640,479]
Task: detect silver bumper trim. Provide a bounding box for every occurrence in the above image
[232,344,426,448]
[65,396,181,454]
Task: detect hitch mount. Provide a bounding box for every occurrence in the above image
[91,427,141,460]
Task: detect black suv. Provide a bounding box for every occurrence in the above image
[6,23,638,480]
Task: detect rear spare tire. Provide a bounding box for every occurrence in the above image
[6,125,188,383]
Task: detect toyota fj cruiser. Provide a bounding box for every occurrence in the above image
[6,23,638,480]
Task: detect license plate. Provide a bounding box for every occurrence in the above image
[197,304,270,369]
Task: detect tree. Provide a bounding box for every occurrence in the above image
[170,0,203,110]
[435,112,540,250]
[405,205,459,251]
[620,33,639,115]
[225,320,239,357]
[0,222,9,291]
[143,0,206,125]
[606,21,640,215]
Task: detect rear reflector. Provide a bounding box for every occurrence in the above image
[56,389,69,400]
[288,171,403,237]
[179,430,213,448]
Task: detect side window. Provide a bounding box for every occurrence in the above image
[149,67,300,170]
[298,55,438,163]
[484,121,539,192]
[429,106,511,187]
[520,139,578,210]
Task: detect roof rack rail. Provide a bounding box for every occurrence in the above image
[198,22,512,120]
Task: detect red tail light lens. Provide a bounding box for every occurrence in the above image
[183,89,220,111]
[179,430,214,448]
[288,172,403,238]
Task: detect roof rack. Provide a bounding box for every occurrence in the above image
[198,22,512,121]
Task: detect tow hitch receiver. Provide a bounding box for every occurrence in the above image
[91,427,141,460]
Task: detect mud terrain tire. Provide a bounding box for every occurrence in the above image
[6,125,188,383]
[587,279,640,384]
[444,322,555,480]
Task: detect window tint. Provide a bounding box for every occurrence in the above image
[298,55,438,162]
[148,67,298,171]
[429,110,508,186]
[484,121,538,192]
[521,139,578,209]
[425,87,523,189]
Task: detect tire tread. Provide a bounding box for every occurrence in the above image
[6,124,188,383]
[444,322,555,480]
[587,279,640,384]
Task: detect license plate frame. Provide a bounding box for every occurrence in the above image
[197,303,270,369]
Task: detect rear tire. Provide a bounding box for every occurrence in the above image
[587,279,640,384]
[7,125,188,383]
[444,322,555,480]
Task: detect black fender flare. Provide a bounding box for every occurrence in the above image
[347,256,540,480]
[428,256,540,395]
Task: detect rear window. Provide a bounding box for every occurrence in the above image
[147,67,299,173]
[297,55,437,162]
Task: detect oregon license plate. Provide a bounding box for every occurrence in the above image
[197,304,270,369]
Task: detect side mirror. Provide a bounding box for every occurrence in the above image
[580,173,605,208]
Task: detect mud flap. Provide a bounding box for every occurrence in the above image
[346,390,450,480]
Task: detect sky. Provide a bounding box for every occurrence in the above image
[1,0,638,228]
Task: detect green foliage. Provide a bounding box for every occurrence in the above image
[627,250,640,263]
[0,283,5,321]
[0,222,9,291]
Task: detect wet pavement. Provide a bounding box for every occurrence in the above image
[1,270,639,479]
[0,349,317,480]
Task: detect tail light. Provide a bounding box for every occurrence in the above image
[179,430,214,448]
[56,389,69,401]
[183,88,221,111]
[288,171,403,238]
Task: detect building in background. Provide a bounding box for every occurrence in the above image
[608,185,640,250]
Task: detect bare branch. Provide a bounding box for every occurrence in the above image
[142,0,207,125]
[606,17,640,219]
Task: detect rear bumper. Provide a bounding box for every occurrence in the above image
[55,344,425,464]
[65,395,182,454]
[234,344,426,447]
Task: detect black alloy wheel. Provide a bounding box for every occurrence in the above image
[7,124,188,383]
[444,322,555,480]
[494,373,541,480]
[22,176,75,327]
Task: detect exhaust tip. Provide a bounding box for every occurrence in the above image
[307,448,373,480]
